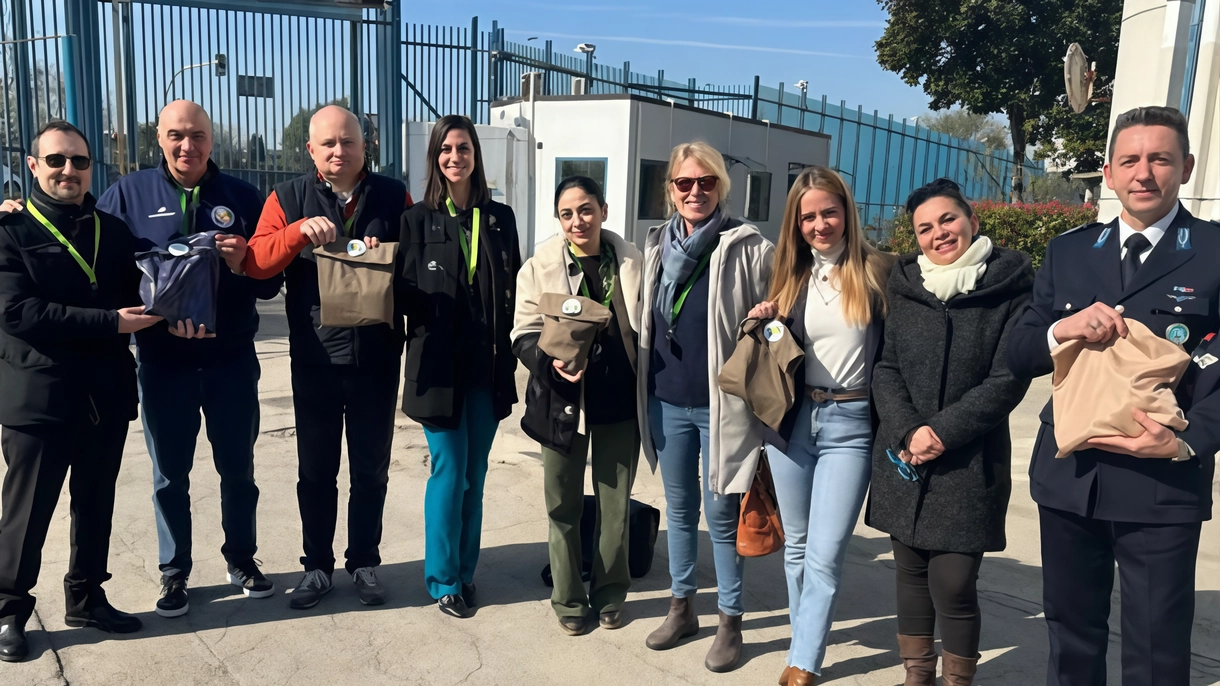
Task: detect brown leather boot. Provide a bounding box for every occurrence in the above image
[779,665,792,685]
[897,634,938,686]
[788,667,817,685]
[704,610,743,672]
[645,596,699,650]
[941,651,979,686]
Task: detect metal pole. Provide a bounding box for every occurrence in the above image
[750,75,760,120]
[62,35,80,127]
[544,40,553,95]
[469,16,479,120]
[350,19,362,117]
[777,82,784,124]
[687,77,695,107]
[622,60,629,94]
[489,20,499,102]
[111,2,128,174]
[376,0,402,178]
[799,85,807,129]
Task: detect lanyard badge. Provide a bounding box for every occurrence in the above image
[446,197,480,284]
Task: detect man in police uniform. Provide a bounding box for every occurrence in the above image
[1008,106,1219,685]
[0,121,161,662]
[96,100,282,618]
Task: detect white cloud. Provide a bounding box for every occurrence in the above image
[504,30,861,59]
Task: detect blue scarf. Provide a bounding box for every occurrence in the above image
[655,208,728,325]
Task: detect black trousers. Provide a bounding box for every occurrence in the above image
[0,420,128,625]
[891,537,985,657]
[1039,505,1201,686]
[291,362,399,575]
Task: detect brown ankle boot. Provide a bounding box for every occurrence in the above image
[645,596,699,650]
[941,651,979,686]
[704,610,743,672]
[897,635,937,686]
[788,668,816,685]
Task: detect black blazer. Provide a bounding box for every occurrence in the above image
[1007,206,1220,524]
[763,287,885,452]
[0,192,142,426]
[399,200,522,429]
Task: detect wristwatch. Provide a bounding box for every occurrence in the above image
[1173,438,1194,462]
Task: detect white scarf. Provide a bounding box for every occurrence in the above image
[917,235,993,301]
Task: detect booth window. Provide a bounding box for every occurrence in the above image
[556,158,607,190]
[638,159,669,220]
[745,171,772,222]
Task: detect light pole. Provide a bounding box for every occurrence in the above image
[575,43,596,80]
[163,53,227,102]
[795,79,809,129]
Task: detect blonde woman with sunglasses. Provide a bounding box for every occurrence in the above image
[747,166,894,685]
[637,141,773,673]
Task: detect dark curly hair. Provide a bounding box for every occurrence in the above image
[904,177,972,218]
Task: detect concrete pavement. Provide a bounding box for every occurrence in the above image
[3,298,1219,685]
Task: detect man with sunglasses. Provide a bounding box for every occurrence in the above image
[95,100,283,619]
[0,121,161,662]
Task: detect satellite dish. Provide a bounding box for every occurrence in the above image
[1064,43,1096,114]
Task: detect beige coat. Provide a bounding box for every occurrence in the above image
[637,219,775,496]
[512,230,644,430]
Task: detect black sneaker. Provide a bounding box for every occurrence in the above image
[289,569,332,610]
[461,582,477,608]
[437,594,471,618]
[227,560,275,599]
[155,576,189,618]
[352,567,385,606]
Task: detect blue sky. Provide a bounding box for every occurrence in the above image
[406,0,934,121]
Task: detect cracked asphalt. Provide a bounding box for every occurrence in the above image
[3,299,1219,685]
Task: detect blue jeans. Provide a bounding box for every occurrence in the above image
[139,347,262,579]
[649,398,744,616]
[421,389,499,599]
[766,397,873,674]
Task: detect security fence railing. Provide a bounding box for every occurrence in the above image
[5,2,1041,232]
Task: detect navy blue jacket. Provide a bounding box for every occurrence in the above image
[1007,206,1220,524]
[97,160,282,362]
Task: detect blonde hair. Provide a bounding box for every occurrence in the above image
[767,166,894,327]
[664,141,732,214]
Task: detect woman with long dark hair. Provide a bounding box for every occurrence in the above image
[867,178,1033,685]
[512,176,643,636]
[747,166,893,685]
[399,115,521,619]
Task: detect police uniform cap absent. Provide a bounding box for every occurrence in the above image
[717,317,805,432]
[536,292,612,373]
[314,240,399,327]
[1051,317,1190,457]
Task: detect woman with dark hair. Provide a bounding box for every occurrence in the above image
[399,114,521,619]
[867,178,1033,685]
[511,176,643,636]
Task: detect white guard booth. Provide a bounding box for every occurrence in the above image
[489,94,831,255]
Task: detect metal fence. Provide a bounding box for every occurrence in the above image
[5,2,1041,226]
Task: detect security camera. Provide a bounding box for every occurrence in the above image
[795,80,809,90]
[575,43,597,54]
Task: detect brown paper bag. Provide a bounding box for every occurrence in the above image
[315,241,398,327]
[718,318,805,432]
[1051,318,1189,457]
[536,293,612,373]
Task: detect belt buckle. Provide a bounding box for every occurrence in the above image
[810,388,830,403]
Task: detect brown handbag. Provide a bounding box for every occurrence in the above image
[736,450,784,557]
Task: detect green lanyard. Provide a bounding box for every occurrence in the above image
[178,186,200,236]
[342,214,355,236]
[568,242,616,307]
[26,200,101,286]
[671,250,713,322]
[446,197,480,285]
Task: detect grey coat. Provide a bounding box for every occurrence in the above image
[865,246,1034,553]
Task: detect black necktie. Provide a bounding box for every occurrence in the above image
[1121,233,1151,289]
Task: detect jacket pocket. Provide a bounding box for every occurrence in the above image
[1053,293,1097,318]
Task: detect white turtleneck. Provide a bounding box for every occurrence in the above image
[803,240,867,391]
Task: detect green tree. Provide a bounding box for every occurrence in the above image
[875,0,1121,199]
[921,110,1010,153]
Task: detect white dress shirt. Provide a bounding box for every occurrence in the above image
[1046,205,1179,350]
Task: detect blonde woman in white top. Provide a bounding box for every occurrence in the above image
[747,166,893,686]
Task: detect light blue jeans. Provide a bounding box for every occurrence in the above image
[766,397,873,674]
[649,398,745,616]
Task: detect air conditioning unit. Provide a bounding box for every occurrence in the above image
[521,72,543,100]
[572,77,588,95]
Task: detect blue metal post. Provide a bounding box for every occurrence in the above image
[376,0,403,178]
[62,35,79,127]
[11,0,37,186]
[469,16,479,120]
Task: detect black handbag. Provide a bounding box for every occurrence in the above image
[541,497,660,586]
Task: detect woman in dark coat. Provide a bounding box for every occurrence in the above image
[866,179,1034,686]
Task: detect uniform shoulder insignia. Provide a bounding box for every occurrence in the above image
[1058,221,1104,236]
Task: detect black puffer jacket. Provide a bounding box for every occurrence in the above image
[866,245,1034,553]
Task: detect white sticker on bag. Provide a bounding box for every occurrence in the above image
[764,320,785,342]
[562,298,582,315]
[346,240,367,257]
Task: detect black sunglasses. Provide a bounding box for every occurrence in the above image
[671,175,718,193]
[38,154,93,171]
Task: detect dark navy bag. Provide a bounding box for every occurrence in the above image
[135,230,223,333]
